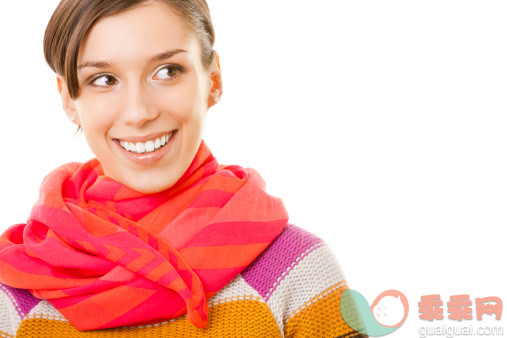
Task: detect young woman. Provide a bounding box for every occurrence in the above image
[0,0,365,336]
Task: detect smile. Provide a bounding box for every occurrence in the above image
[117,131,176,154]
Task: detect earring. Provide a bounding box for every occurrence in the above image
[214,97,219,103]
[70,116,76,122]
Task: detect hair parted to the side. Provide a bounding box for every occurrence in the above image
[43,0,216,135]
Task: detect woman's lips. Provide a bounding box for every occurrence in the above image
[114,130,178,166]
[114,130,173,143]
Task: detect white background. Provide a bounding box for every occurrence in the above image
[0,1,505,337]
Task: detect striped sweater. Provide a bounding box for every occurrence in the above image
[0,224,364,337]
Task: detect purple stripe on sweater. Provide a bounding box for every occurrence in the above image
[241,224,324,300]
[1,283,41,318]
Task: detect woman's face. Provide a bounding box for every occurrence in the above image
[57,1,221,194]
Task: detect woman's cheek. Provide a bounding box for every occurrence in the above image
[81,99,114,125]
[154,95,194,122]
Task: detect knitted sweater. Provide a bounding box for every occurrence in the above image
[0,224,365,337]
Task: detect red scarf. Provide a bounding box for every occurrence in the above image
[0,140,288,330]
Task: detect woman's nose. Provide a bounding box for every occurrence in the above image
[119,82,159,128]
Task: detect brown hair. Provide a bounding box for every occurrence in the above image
[44,0,215,132]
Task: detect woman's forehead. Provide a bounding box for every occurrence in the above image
[77,2,197,66]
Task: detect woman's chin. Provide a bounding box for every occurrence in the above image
[122,174,177,194]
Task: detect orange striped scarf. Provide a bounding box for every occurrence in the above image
[0,140,288,330]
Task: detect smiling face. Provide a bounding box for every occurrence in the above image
[57,0,221,194]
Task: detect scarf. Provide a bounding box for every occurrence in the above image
[0,139,288,331]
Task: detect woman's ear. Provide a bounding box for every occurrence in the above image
[56,75,80,125]
[207,52,223,108]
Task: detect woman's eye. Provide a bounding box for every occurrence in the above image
[90,75,117,88]
[87,65,182,88]
[155,65,182,81]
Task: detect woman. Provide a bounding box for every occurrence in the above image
[0,0,365,336]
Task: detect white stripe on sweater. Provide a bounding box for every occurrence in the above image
[266,244,346,333]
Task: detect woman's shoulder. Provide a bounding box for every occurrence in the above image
[241,223,345,288]
[241,222,347,294]
[237,223,356,336]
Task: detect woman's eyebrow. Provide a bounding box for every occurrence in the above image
[77,49,188,71]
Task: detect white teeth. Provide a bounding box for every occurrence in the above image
[135,142,145,153]
[145,140,155,152]
[120,140,130,151]
[118,131,174,154]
